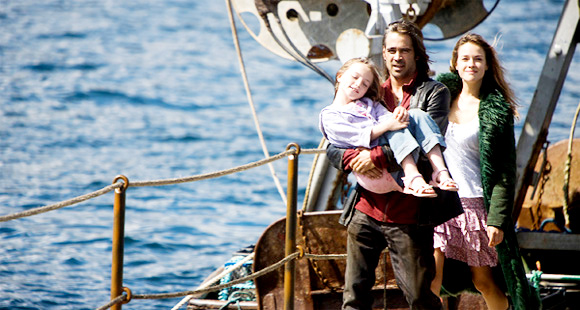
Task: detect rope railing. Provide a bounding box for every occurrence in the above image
[0,148,326,223]
[96,250,347,310]
[0,183,123,222]
[96,294,127,310]
[1,145,330,310]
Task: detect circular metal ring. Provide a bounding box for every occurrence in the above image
[285,142,301,155]
[296,245,305,258]
[406,6,417,23]
[113,175,129,192]
[122,286,132,304]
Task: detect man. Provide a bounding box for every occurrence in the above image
[326,20,463,309]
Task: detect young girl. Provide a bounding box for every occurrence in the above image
[319,57,458,197]
[432,33,539,310]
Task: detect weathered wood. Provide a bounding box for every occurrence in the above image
[514,0,580,220]
[517,232,580,251]
[188,299,257,310]
[517,139,580,232]
[253,211,403,309]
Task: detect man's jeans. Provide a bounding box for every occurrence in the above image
[385,109,446,165]
[343,209,442,310]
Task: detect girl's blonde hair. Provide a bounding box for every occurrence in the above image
[334,57,383,103]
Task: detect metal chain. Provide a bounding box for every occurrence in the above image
[532,161,551,230]
[297,210,342,291]
[340,173,352,205]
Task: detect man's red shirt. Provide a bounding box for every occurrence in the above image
[382,73,416,112]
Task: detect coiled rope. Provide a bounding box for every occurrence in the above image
[0,148,325,223]
[171,253,255,310]
[97,250,346,310]
[131,252,344,300]
[562,100,580,230]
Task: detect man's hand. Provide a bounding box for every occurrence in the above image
[486,226,504,247]
[350,149,382,179]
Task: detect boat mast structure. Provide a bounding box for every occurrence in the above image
[513,0,580,220]
[212,0,580,309]
[229,0,499,213]
[2,1,579,309]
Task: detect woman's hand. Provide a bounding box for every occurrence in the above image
[350,148,382,179]
[486,226,504,247]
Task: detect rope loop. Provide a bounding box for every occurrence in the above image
[296,245,305,258]
[286,142,301,156]
[113,175,129,193]
[122,286,132,304]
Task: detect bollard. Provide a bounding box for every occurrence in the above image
[284,143,300,310]
[111,175,129,310]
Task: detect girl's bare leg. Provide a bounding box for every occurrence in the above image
[471,266,509,310]
[401,154,430,188]
[426,145,454,182]
[431,248,445,297]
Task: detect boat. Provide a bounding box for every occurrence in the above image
[183,0,580,309]
[1,1,579,309]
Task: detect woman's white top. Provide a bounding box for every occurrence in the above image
[443,117,484,198]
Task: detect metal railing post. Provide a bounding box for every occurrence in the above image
[111,175,129,310]
[284,143,300,310]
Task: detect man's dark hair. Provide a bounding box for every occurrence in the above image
[383,20,431,79]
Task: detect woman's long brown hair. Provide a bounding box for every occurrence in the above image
[450,33,518,116]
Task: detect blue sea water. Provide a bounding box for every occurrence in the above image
[0,0,578,309]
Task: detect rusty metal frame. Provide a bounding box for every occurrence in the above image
[111,175,129,310]
[284,143,300,310]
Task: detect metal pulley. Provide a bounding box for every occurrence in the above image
[231,0,371,63]
[230,0,498,64]
[426,0,500,40]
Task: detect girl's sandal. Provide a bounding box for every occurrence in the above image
[402,175,437,198]
[430,168,459,192]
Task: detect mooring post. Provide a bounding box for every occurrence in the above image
[111,175,129,310]
[284,143,300,310]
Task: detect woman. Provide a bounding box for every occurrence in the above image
[431,33,540,309]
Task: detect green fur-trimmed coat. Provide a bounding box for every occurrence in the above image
[437,72,541,309]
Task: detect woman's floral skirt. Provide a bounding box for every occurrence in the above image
[434,197,498,267]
